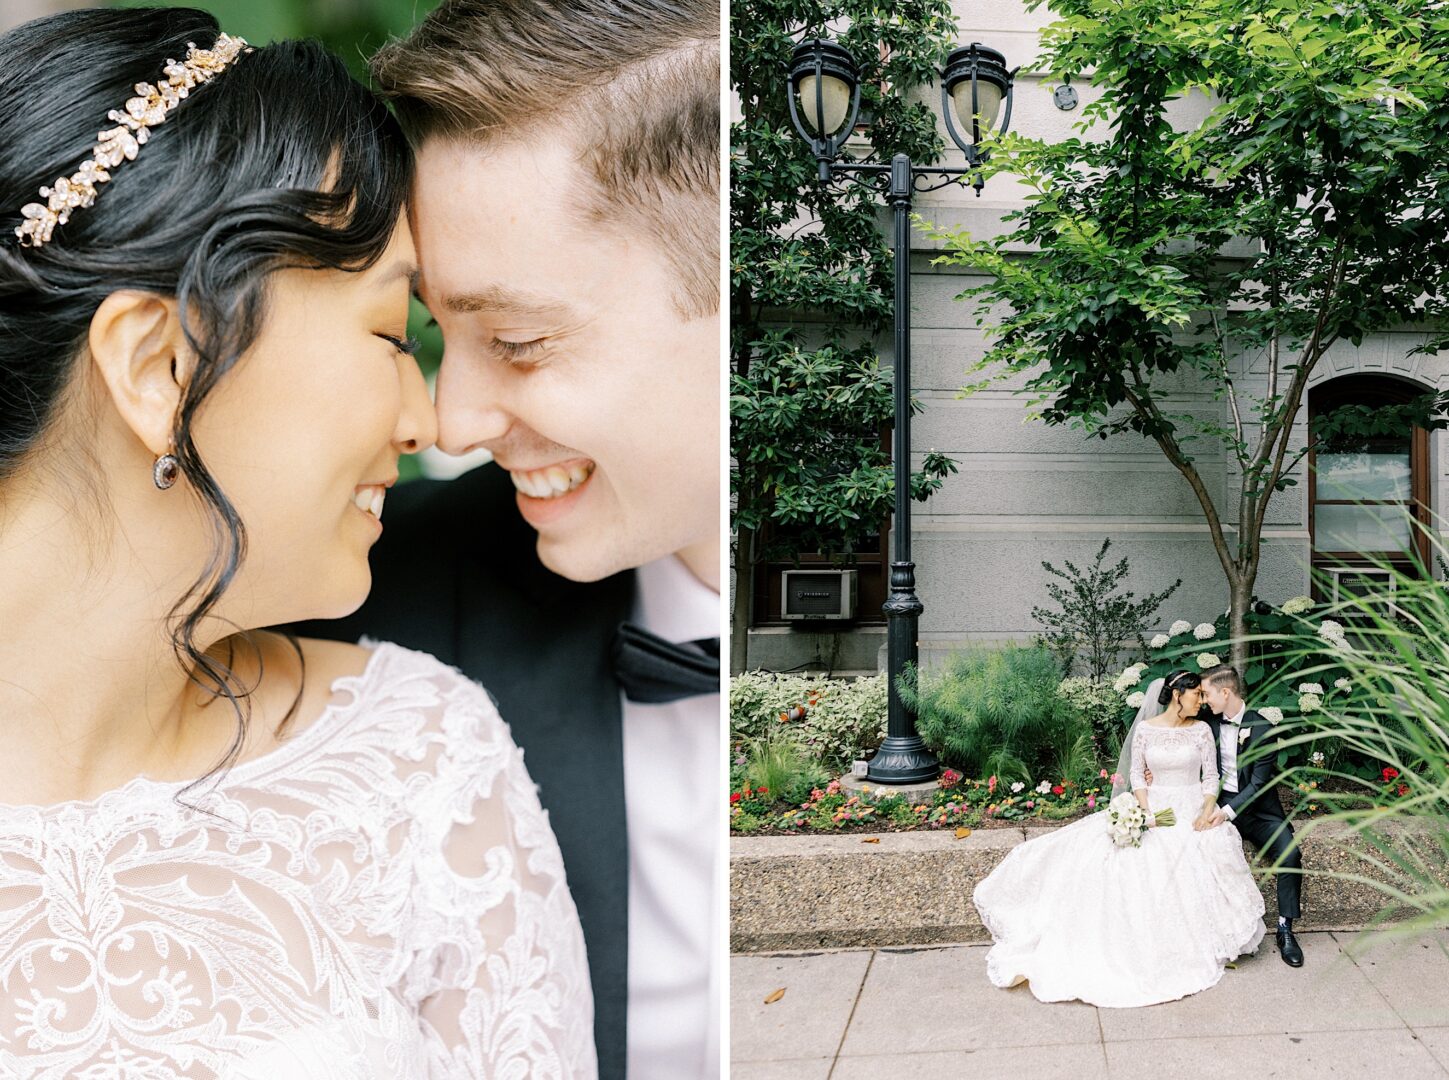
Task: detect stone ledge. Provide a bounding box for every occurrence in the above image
[730,821,1449,953]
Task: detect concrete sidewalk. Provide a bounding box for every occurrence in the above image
[732,930,1449,1079]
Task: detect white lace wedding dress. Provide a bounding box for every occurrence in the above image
[973,720,1266,1007]
[0,643,597,1079]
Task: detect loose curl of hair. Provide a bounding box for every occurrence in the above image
[0,9,413,800]
[1157,668,1204,707]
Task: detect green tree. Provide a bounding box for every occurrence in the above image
[731,1,960,672]
[931,0,1449,671]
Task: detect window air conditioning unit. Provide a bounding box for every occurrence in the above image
[1328,567,1399,619]
[781,569,858,621]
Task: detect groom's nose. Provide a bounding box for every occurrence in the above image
[433,353,512,456]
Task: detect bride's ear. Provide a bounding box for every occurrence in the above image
[86,290,193,457]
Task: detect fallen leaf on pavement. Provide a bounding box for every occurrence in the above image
[955,828,972,839]
[764,988,786,1004]
[861,837,880,844]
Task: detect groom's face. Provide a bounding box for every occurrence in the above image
[410,137,719,584]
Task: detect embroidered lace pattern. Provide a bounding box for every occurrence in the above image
[0,642,597,1079]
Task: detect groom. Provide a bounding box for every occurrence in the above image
[295,2,721,1078]
[1201,665,1305,966]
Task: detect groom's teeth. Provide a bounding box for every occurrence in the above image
[511,460,595,500]
[370,490,384,517]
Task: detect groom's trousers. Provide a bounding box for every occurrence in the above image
[1224,801,1303,920]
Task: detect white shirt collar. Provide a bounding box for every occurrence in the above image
[1223,702,1247,726]
[632,555,719,645]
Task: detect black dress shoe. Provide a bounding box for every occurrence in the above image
[1277,926,1304,967]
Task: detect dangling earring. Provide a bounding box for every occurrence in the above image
[153,451,181,490]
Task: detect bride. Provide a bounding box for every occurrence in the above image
[973,669,1266,1007]
[0,9,593,1078]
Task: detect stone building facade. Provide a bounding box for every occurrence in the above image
[742,0,1449,675]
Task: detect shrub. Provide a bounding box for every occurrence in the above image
[741,733,829,808]
[1057,676,1127,760]
[1031,538,1182,679]
[729,671,887,772]
[899,645,1091,781]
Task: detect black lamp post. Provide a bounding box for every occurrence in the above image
[787,36,1018,785]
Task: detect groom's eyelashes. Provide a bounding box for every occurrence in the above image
[489,337,548,367]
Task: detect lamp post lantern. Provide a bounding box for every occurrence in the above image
[786,36,1017,785]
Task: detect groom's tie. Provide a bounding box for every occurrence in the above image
[612,622,720,703]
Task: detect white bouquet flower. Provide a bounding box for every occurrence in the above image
[1126,691,1146,709]
[1298,693,1323,713]
[1106,791,1176,847]
[1193,622,1217,640]
[1150,633,1170,648]
[1260,706,1284,725]
[1169,620,1192,637]
[1282,595,1314,615]
[1297,682,1324,695]
[1197,652,1222,669]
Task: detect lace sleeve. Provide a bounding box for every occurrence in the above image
[1130,723,1148,791]
[1197,722,1220,798]
[397,663,597,1079]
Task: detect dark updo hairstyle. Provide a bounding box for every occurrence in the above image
[1158,668,1203,706]
[0,8,413,798]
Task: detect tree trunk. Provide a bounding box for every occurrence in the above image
[730,525,754,676]
[1228,570,1253,675]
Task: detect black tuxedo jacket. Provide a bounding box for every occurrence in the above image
[1205,708,1287,823]
[291,463,633,1080]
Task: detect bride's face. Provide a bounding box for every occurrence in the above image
[1177,685,1205,713]
[186,220,436,625]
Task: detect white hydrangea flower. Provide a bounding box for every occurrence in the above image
[1169,620,1192,637]
[1010,781,1025,794]
[1196,652,1222,669]
[1298,693,1323,713]
[1319,619,1346,641]
[1260,706,1284,725]
[1036,780,1052,795]
[1193,622,1217,640]
[1334,678,1352,692]
[1150,633,1170,648]
[1282,595,1314,615]
[1126,691,1146,709]
[1113,666,1144,693]
[1297,682,1324,695]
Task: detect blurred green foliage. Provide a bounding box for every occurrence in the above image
[110,0,446,479]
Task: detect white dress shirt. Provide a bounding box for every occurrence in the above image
[1219,701,1247,818]
[623,555,721,1079]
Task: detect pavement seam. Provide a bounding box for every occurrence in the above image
[1331,929,1449,1077]
[826,948,875,1079]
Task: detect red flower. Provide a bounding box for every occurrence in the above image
[1052,785,1065,795]
[1383,767,1400,781]
[1397,784,1409,796]
[730,793,741,804]
[758,787,769,795]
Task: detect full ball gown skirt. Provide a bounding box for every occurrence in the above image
[972,721,1267,1008]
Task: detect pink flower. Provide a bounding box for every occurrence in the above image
[1099,769,1109,779]
[987,775,997,793]
[1087,795,1097,809]
[1109,773,1122,786]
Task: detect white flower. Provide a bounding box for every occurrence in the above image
[1298,693,1323,713]
[1297,682,1324,695]
[1282,595,1314,615]
[1319,619,1346,641]
[1193,622,1217,641]
[1197,652,1222,669]
[1010,781,1025,794]
[1113,666,1144,693]
[1260,706,1284,725]
[1126,691,1146,709]
[1150,633,1170,648]
[1169,620,1192,637]
[1310,751,1326,766]
[1334,678,1352,692]
[1036,780,1052,795]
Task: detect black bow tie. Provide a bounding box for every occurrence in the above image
[612,622,720,703]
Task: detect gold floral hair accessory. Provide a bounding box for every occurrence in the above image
[13,33,252,249]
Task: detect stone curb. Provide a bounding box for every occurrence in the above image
[730,820,1449,953]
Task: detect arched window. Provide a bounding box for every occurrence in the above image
[1308,374,1432,603]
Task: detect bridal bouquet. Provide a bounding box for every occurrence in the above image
[1106,792,1176,847]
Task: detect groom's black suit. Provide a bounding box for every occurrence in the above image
[1205,707,1303,920]
[291,463,633,1080]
